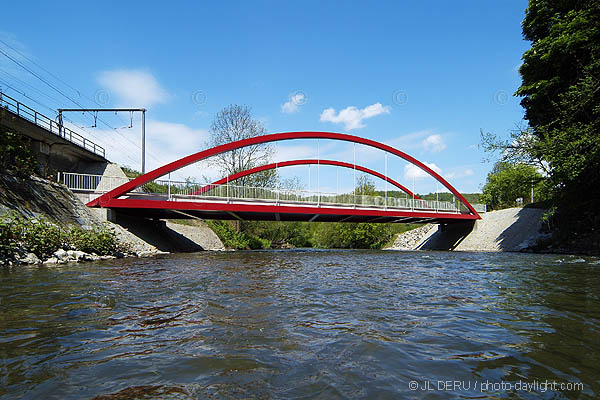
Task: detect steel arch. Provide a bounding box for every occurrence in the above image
[191,159,422,199]
[88,131,479,218]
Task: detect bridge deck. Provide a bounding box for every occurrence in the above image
[104,195,479,224]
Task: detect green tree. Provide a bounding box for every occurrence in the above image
[0,127,38,177]
[310,175,399,249]
[516,0,600,231]
[481,162,548,210]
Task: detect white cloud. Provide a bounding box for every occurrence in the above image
[97,69,169,107]
[146,120,208,155]
[320,102,391,130]
[422,134,446,153]
[404,162,442,181]
[62,118,209,181]
[281,92,306,114]
[444,168,474,180]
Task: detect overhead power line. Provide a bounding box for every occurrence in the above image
[0,41,176,173]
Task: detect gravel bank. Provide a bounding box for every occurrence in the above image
[386,207,548,252]
[453,207,547,251]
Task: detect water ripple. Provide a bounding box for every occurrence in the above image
[1,250,599,399]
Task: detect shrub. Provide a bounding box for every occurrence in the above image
[20,216,66,259]
[206,220,270,249]
[0,127,39,176]
[0,213,120,260]
[311,222,399,249]
[68,225,118,255]
[0,213,20,258]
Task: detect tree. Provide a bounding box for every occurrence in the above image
[481,162,549,210]
[0,127,38,177]
[310,175,399,249]
[206,104,276,187]
[515,0,600,230]
[480,126,549,175]
[355,174,377,196]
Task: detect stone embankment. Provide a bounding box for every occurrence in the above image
[386,207,548,252]
[384,224,436,250]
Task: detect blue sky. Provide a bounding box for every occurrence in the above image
[0,1,529,195]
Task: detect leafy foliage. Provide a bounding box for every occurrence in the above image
[205,220,271,250]
[480,162,549,210]
[68,226,118,255]
[0,126,38,177]
[0,213,119,261]
[241,221,313,248]
[311,222,399,249]
[515,0,600,233]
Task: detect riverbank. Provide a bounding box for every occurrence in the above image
[0,173,224,266]
[386,207,551,252]
[383,206,599,254]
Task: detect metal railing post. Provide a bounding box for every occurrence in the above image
[168,174,172,200]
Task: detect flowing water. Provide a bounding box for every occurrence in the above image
[1,250,599,399]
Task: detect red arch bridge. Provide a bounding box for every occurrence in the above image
[81,132,484,224]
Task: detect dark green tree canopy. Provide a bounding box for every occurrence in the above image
[515,0,600,232]
[518,0,600,129]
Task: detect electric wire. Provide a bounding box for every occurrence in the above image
[0,46,141,144]
[0,38,133,129]
[0,43,183,176]
[0,69,71,108]
[0,81,139,166]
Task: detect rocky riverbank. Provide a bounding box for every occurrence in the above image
[0,173,223,266]
[384,224,436,250]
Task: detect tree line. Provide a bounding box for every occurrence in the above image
[480,0,599,246]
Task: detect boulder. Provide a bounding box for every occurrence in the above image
[53,249,70,262]
[67,250,88,262]
[19,253,41,265]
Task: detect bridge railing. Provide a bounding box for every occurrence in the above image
[0,92,105,158]
[60,172,486,214]
[60,172,130,193]
[145,179,466,213]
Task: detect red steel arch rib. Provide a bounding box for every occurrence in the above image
[88,131,480,218]
[191,159,421,199]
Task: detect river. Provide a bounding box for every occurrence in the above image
[1,250,599,399]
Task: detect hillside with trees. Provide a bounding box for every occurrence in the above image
[481,0,599,250]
